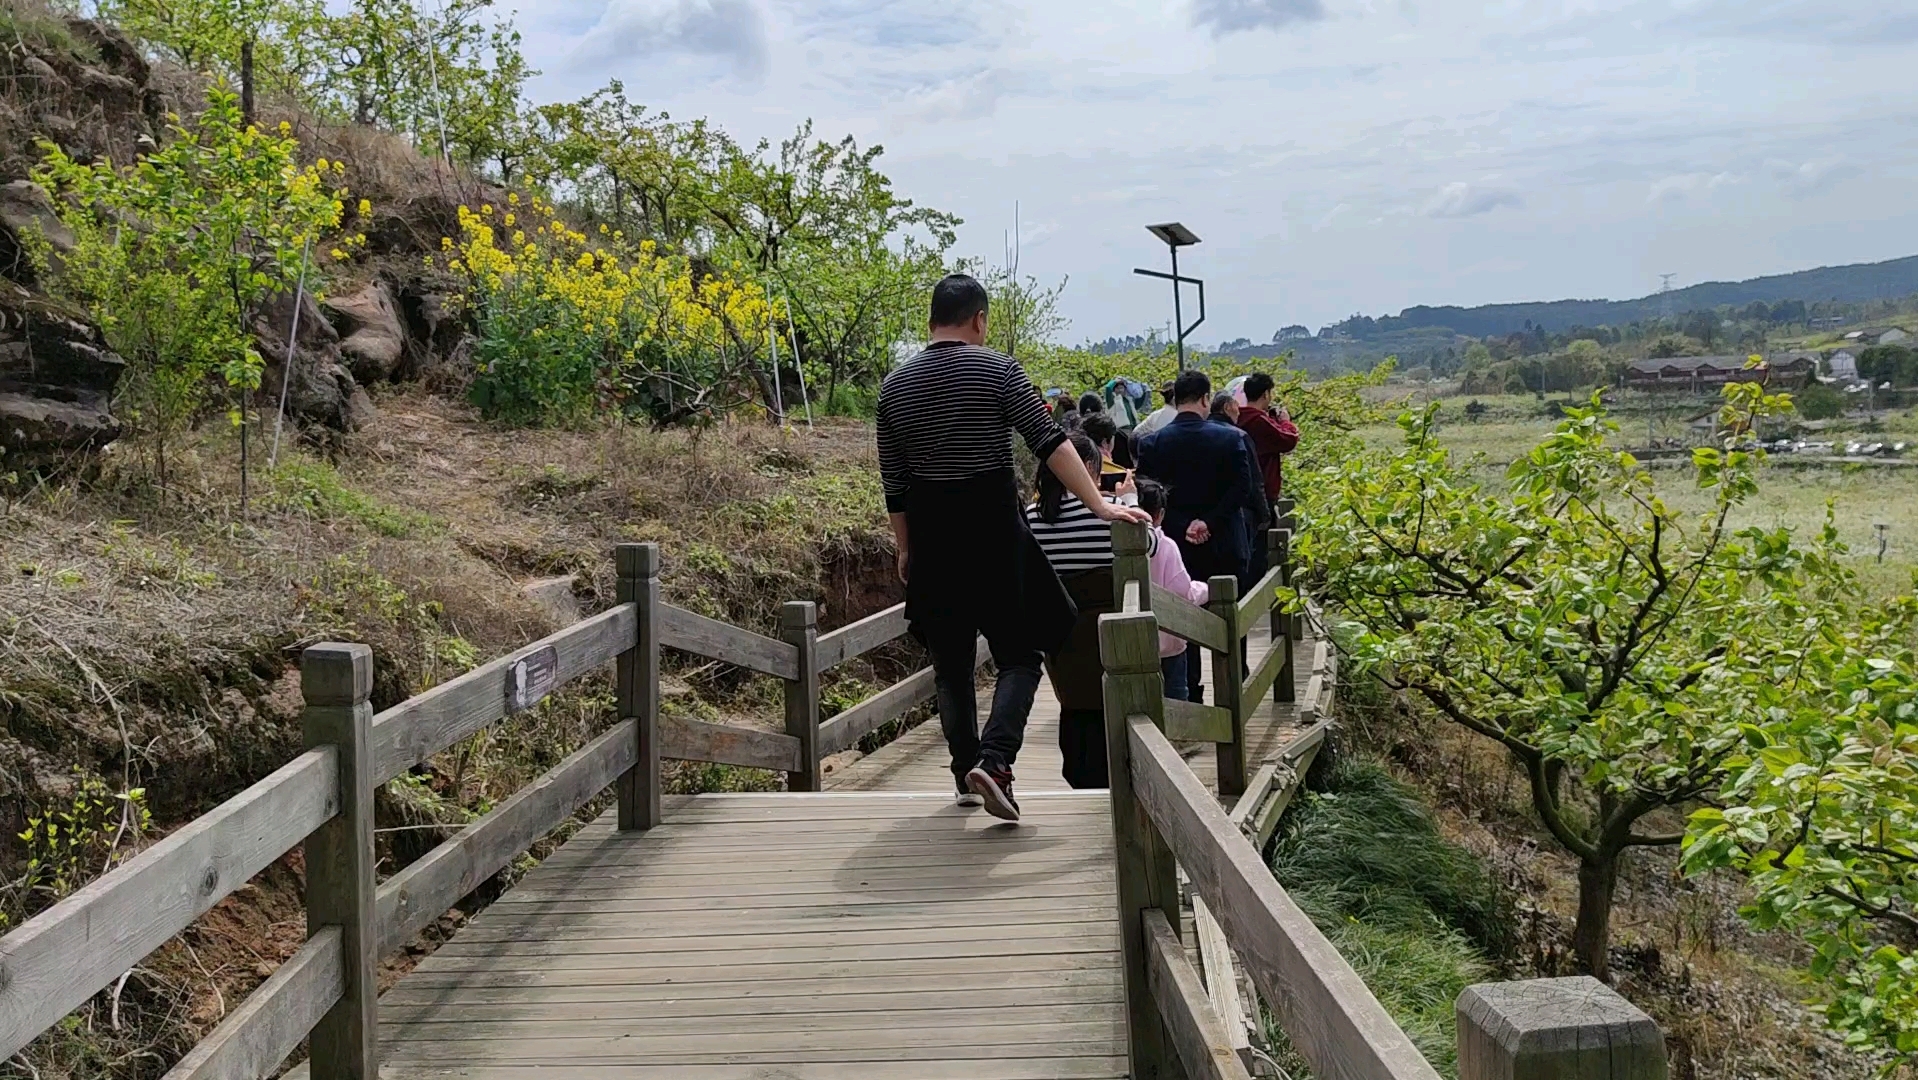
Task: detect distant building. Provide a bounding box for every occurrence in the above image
[1880,327,1910,345]
[1274,325,1312,342]
[1829,350,1858,381]
[1623,353,1816,392]
[1843,327,1910,346]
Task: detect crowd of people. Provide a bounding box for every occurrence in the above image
[876,272,1299,821]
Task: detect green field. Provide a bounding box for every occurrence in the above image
[1354,393,1918,598]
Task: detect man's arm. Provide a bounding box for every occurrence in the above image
[890,512,910,583]
[1241,408,1300,455]
[1046,441,1149,524]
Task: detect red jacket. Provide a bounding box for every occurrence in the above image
[1237,408,1300,497]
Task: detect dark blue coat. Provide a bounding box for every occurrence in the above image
[1136,411,1256,581]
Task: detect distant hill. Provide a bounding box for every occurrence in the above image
[1361,255,1918,338]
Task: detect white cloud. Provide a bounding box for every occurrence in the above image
[1648,171,1739,203]
[1422,181,1524,218]
[572,0,770,78]
[1191,0,1327,36]
[1769,157,1864,197]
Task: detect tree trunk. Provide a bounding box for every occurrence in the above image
[241,38,256,125]
[1573,852,1618,979]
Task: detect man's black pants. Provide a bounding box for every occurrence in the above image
[926,624,1043,785]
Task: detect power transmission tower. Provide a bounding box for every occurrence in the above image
[1659,273,1676,323]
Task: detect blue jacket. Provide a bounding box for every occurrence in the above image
[1136,411,1256,579]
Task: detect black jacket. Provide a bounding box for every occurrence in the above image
[1136,411,1256,579]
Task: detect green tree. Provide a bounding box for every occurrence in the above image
[1300,383,1852,977]
[1685,599,1918,1065]
[35,84,346,490]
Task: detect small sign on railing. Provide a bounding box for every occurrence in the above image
[506,645,560,714]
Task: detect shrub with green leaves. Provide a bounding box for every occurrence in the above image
[33,82,347,484]
[1685,600,1918,1066]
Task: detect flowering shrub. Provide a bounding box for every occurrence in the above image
[441,198,777,425]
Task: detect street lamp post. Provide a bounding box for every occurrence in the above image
[1134,222,1205,372]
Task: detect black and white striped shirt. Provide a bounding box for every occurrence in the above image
[1027,494,1115,573]
[877,341,1067,514]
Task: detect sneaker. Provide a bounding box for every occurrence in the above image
[956,778,983,808]
[965,764,1021,822]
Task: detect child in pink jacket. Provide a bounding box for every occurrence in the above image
[1135,479,1208,701]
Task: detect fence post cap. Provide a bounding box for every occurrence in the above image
[617,542,661,578]
[302,642,373,704]
[1458,977,1666,1075]
[1110,518,1151,556]
[1207,574,1240,601]
[781,600,818,631]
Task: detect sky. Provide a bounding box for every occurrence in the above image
[513,0,1918,346]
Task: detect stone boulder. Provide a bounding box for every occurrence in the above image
[0,283,123,464]
[0,180,76,287]
[323,278,407,383]
[253,289,374,433]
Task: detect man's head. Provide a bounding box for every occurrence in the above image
[1080,412,1118,454]
[1209,392,1240,423]
[929,273,989,344]
[1172,370,1212,408]
[1244,372,1276,409]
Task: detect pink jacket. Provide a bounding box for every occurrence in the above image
[1148,526,1209,657]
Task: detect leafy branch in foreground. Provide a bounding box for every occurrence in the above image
[1685,599,1918,1067]
[1299,377,1854,978]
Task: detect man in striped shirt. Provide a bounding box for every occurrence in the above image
[877,273,1147,821]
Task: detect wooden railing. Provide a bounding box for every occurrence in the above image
[0,539,980,1080]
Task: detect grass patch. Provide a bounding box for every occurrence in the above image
[267,458,440,537]
[1266,755,1510,1076]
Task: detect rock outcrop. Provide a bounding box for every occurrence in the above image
[254,289,375,434]
[0,180,75,286]
[0,284,124,464]
[324,278,408,384]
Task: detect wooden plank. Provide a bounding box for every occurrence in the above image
[371,602,636,784]
[657,602,800,680]
[301,642,379,1079]
[1191,894,1254,1058]
[782,602,823,791]
[1233,565,1284,627]
[1240,635,1288,711]
[658,715,804,773]
[1150,583,1229,653]
[1228,764,1278,837]
[816,636,987,757]
[376,719,638,954]
[813,603,908,671]
[1127,716,1443,1080]
[1143,909,1255,1080]
[1249,721,1332,848]
[1300,674,1327,723]
[336,1063,1132,1080]
[160,927,343,1080]
[1164,697,1235,743]
[617,543,662,831]
[0,747,337,1061]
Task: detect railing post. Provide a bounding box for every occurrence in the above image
[1112,519,1152,611]
[1270,525,1295,704]
[1206,574,1246,797]
[616,542,662,831]
[781,601,822,791]
[300,643,378,1080]
[1099,608,1181,1080]
[1274,497,1303,644]
[1457,977,1668,1080]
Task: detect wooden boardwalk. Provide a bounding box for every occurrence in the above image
[360,625,1314,1078]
